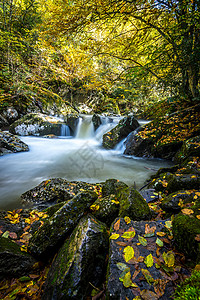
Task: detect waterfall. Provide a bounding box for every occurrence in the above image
[75,115,95,139]
[114,138,126,154]
[95,116,122,142]
[60,124,71,136]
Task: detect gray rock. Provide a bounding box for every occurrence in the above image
[42,215,108,300]
[0,237,36,280]
[92,114,102,131]
[0,130,29,156]
[64,114,79,135]
[28,191,98,259]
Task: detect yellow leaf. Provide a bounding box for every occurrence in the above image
[123,271,138,288]
[122,229,136,239]
[124,216,131,224]
[156,232,166,237]
[181,208,194,215]
[163,251,175,267]
[196,215,200,219]
[111,200,120,204]
[123,246,134,262]
[110,233,120,240]
[144,254,154,267]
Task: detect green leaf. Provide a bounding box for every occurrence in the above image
[19,276,31,282]
[156,237,163,247]
[121,229,135,239]
[138,235,147,246]
[116,262,129,271]
[123,246,134,262]
[165,221,172,229]
[110,233,120,240]
[144,253,154,267]
[2,231,9,238]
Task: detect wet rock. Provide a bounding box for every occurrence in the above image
[102,116,139,149]
[2,107,19,124]
[173,214,200,262]
[107,218,175,299]
[124,105,200,160]
[28,191,98,259]
[42,215,108,300]
[21,178,96,210]
[0,114,9,129]
[9,113,63,136]
[119,187,152,221]
[0,237,36,280]
[64,114,79,135]
[101,179,128,197]
[160,190,197,214]
[92,114,102,131]
[0,130,29,156]
[90,194,120,226]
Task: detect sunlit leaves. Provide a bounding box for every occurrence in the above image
[121,229,136,239]
[144,253,154,268]
[110,233,120,240]
[162,251,175,268]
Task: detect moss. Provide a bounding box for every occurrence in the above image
[44,202,66,217]
[173,270,200,300]
[172,214,200,262]
[119,187,151,220]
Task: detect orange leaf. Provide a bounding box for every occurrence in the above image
[196,215,200,219]
[181,208,194,215]
[195,234,200,242]
[9,232,17,239]
[145,224,156,234]
[114,219,120,231]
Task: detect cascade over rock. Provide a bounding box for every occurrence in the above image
[102,116,139,149]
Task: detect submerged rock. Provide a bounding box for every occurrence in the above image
[42,215,108,300]
[102,116,139,149]
[28,191,98,259]
[0,130,29,156]
[0,237,36,280]
[92,114,102,131]
[9,113,63,136]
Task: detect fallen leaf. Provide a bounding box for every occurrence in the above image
[140,289,158,300]
[145,224,156,234]
[141,269,155,284]
[156,232,166,237]
[9,232,17,239]
[196,215,200,219]
[110,233,120,240]
[164,221,172,229]
[138,235,147,246]
[122,229,136,239]
[123,271,138,288]
[181,208,194,215]
[2,231,9,238]
[114,219,120,231]
[116,262,130,272]
[144,253,154,267]
[163,251,175,268]
[156,238,164,247]
[124,246,135,262]
[124,216,131,224]
[115,241,128,247]
[195,234,200,242]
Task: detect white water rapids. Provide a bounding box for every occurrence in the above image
[0,115,172,209]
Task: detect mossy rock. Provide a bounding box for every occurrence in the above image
[174,136,200,164]
[0,130,29,155]
[90,194,120,226]
[102,116,139,149]
[64,114,79,135]
[28,191,98,260]
[119,187,151,220]
[0,237,36,279]
[172,214,200,262]
[101,179,128,197]
[42,214,108,300]
[9,113,63,136]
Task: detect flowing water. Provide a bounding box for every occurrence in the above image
[0,116,172,210]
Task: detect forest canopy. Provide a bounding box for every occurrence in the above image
[0,0,200,114]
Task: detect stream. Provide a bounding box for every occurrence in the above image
[0,115,172,210]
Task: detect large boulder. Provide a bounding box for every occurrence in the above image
[0,130,29,156]
[173,214,200,262]
[124,105,200,160]
[119,187,152,221]
[102,116,139,149]
[21,178,96,210]
[28,191,98,259]
[42,215,108,300]
[0,114,9,129]
[101,179,128,197]
[107,218,177,299]
[9,113,64,136]
[0,237,36,280]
